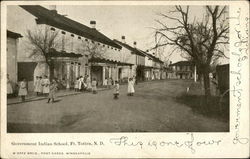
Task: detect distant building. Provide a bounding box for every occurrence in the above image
[138,50,164,80]
[168,61,195,79]
[114,38,146,82]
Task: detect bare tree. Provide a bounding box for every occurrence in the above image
[79,40,107,58]
[154,6,229,99]
[26,26,60,80]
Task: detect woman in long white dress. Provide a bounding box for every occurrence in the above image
[78,77,82,91]
[42,75,50,96]
[18,78,27,102]
[34,76,41,96]
[127,77,135,96]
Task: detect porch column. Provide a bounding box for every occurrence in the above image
[75,62,79,78]
[115,64,118,81]
[108,66,112,78]
[66,62,71,89]
[194,65,197,82]
[102,66,106,85]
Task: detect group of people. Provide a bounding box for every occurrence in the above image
[74,75,92,92]
[73,75,136,100]
[7,72,136,102]
[34,76,58,103]
[16,75,57,103]
[113,76,135,100]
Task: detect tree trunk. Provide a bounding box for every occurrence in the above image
[202,65,211,103]
[49,61,55,81]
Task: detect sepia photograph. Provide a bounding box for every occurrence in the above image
[6,4,230,133]
[1,0,249,158]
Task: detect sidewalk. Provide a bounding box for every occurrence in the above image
[7,87,109,105]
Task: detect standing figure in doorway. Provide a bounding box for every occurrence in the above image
[18,78,27,102]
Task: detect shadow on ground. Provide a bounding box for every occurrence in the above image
[175,93,229,123]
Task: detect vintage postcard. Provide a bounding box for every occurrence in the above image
[0,0,249,158]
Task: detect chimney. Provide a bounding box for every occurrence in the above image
[49,5,57,14]
[133,41,137,48]
[121,36,126,43]
[90,21,96,29]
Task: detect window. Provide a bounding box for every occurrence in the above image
[50,27,55,31]
[71,34,74,37]
[78,36,81,39]
[61,31,66,34]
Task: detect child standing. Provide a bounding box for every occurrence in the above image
[42,75,50,96]
[113,81,119,99]
[107,77,112,89]
[103,78,108,88]
[74,77,79,92]
[18,78,27,102]
[127,77,135,96]
[47,79,57,103]
[91,78,97,94]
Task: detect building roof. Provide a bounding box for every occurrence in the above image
[89,57,133,66]
[113,40,146,57]
[169,61,194,66]
[48,48,82,58]
[7,30,23,39]
[19,5,122,49]
[138,49,164,64]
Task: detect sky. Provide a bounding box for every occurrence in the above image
[43,5,228,64]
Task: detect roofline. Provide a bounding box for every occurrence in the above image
[169,61,194,66]
[7,30,23,39]
[19,5,121,49]
[114,39,146,57]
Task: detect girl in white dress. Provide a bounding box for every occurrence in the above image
[42,75,50,96]
[127,77,135,96]
[18,78,27,102]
